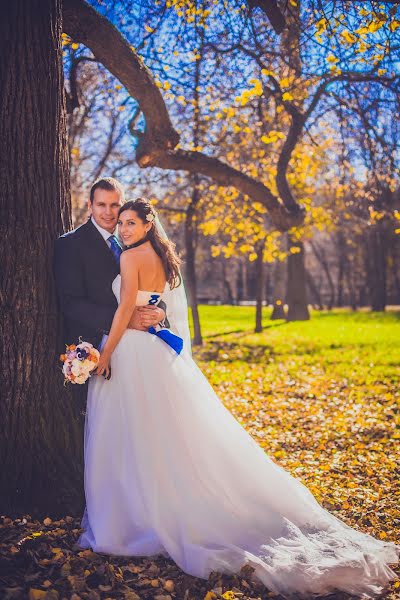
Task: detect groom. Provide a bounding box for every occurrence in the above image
[54,177,166,370]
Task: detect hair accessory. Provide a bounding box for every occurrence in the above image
[146,213,155,222]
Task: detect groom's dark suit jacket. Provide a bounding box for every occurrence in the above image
[54,218,169,350]
[54,219,120,348]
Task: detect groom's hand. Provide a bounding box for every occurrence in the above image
[128,306,166,331]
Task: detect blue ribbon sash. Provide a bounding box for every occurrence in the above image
[145,293,183,355]
[148,325,183,355]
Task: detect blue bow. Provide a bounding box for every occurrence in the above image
[148,326,183,355]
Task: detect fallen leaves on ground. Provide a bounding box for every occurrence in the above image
[1,312,400,599]
[0,516,279,600]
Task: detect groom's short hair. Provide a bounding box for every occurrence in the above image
[89,177,124,202]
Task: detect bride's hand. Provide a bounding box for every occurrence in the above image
[95,351,111,378]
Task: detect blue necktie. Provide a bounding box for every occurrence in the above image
[108,235,122,265]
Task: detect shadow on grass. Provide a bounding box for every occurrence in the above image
[196,337,400,366]
[203,320,287,340]
[196,341,277,363]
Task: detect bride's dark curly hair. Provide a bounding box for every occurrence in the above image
[119,198,182,289]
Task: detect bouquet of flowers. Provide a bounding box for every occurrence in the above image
[60,341,100,385]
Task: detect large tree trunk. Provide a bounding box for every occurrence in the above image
[0,0,82,517]
[286,239,310,321]
[277,1,309,321]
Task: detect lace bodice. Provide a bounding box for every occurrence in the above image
[112,274,164,307]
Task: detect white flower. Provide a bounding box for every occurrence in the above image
[146,213,155,222]
[74,373,88,385]
[71,359,85,376]
[82,362,94,375]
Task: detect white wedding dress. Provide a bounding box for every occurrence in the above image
[78,275,399,598]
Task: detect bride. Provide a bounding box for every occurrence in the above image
[78,197,399,598]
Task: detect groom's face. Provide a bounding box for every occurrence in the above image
[89,189,123,233]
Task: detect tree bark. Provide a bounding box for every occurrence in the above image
[0,0,82,516]
[286,240,310,321]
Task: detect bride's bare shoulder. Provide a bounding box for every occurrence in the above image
[121,246,146,260]
[120,245,159,268]
[119,247,142,270]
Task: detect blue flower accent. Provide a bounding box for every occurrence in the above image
[76,349,89,360]
[148,294,160,306]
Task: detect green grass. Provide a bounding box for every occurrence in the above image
[191,306,400,384]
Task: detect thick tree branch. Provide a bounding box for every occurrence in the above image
[155,150,304,230]
[63,0,179,159]
[276,112,305,211]
[63,0,303,230]
[248,0,286,34]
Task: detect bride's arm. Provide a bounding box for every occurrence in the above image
[96,251,138,377]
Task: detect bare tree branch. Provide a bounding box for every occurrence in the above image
[91,113,119,181]
[66,55,98,113]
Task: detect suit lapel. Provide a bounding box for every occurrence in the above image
[83,219,120,276]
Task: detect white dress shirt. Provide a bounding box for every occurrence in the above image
[91,216,115,249]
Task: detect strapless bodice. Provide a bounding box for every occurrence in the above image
[136,290,163,307]
[112,274,164,306]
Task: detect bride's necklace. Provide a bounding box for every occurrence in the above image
[124,235,150,250]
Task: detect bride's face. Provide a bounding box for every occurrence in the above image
[118,210,152,246]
